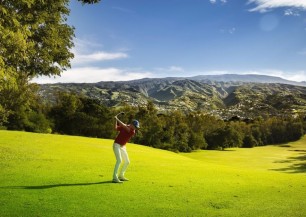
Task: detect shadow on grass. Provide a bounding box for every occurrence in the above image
[1,181,115,190]
[271,150,306,174]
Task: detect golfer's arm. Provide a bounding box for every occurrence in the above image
[114,118,118,130]
[115,117,130,133]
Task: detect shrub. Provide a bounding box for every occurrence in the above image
[243,135,258,148]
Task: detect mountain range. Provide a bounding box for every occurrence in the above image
[39,74,306,119]
[188,74,306,86]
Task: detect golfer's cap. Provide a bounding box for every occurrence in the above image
[132,120,140,129]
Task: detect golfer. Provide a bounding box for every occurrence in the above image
[112,115,140,183]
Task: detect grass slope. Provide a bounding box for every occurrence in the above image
[0,130,305,217]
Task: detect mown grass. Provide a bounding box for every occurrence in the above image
[0,130,305,217]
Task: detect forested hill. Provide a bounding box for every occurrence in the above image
[39,74,306,119]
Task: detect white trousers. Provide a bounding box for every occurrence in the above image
[113,143,130,179]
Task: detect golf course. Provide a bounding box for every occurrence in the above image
[0,130,305,217]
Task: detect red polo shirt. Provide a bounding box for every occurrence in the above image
[114,125,135,146]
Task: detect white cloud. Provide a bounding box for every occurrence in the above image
[168,66,185,72]
[285,72,306,82]
[209,0,228,4]
[156,66,185,73]
[219,27,236,34]
[248,0,306,12]
[72,51,128,65]
[31,38,137,83]
[71,38,128,66]
[32,67,153,83]
[73,38,103,52]
[284,8,301,16]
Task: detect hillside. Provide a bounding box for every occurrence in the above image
[39,74,306,119]
[0,130,306,216]
[189,74,306,86]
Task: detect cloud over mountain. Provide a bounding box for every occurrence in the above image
[248,0,306,12]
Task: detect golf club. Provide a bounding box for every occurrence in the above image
[115,112,125,117]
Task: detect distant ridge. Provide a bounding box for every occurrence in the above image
[188,74,306,86]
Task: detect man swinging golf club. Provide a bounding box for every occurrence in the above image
[112,112,140,183]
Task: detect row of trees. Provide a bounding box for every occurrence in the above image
[132,101,305,152]
[1,91,305,152]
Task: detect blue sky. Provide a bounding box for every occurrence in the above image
[34,0,306,83]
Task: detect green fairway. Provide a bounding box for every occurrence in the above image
[0,130,305,217]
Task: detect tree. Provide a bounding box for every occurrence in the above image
[206,126,243,150]
[206,128,224,150]
[285,119,304,141]
[0,0,74,78]
[242,134,258,148]
[165,111,190,152]
[0,0,101,129]
[1,0,100,77]
[186,112,208,150]
[49,92,115,138]
[133,101,164,148]
[0,68,17,126]
[267,117,287,144]
[250,125,264,146]
[24,111,52,133]
[49,92,82,134]
[188,131,207,150]
[2,75,50,131]
[79,97,114,138]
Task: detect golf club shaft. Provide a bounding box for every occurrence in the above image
[115,112,125,117]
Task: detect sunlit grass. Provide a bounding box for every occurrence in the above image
[0,130,305,217]
[181,137,306,173]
